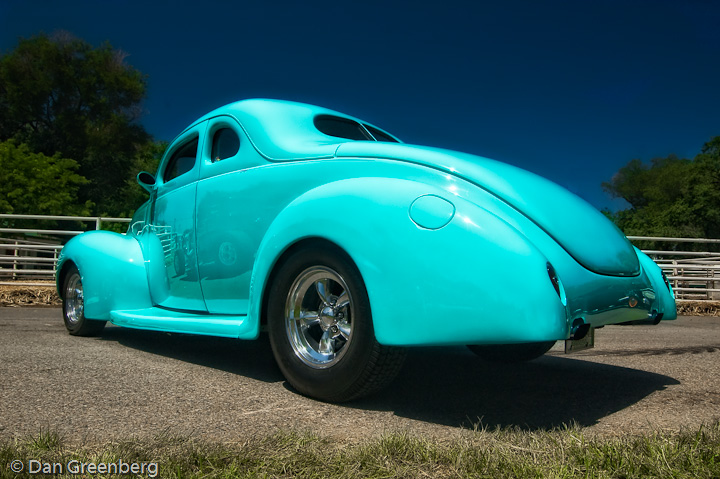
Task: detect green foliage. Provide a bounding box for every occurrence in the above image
[116,139,168,218]
[0,31,151,215]
[604,136,720,242]
[0,140,91,216]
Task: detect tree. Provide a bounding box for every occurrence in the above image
[603,136,720,242]
[0,32,151,215]
[117,139,168,217]
[0,140,91,216]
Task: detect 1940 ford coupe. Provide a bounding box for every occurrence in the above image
[57,99,676,402]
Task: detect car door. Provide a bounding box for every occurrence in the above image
[195,116,267,314]
[140,121,208,311]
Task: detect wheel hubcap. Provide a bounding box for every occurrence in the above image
[65,273,84,325]
[285,266,353,368]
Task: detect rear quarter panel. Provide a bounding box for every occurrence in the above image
[248,176,568,346]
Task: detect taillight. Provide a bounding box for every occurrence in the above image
[547,262,566,305]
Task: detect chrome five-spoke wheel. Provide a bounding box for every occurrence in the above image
[64,272,84,326]
[268,244,406,402]
[285,266,353,368]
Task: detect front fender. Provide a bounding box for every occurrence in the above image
[56,231,152,319]
[248,177,567,346]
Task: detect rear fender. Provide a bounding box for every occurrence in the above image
[57,231,152,319]
[247,177,567,346]
[635,247,677,320]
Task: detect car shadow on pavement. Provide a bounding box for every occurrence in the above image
[349,346,680,431]
[98,326,679,431]
[98,325,284,383]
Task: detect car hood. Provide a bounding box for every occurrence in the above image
[335,142,639,277]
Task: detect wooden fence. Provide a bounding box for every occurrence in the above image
[1,215,719,301]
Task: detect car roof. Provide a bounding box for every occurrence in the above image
[183,98,400,161]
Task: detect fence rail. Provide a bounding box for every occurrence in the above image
[0,213,131,223]
[1,214,720,301]
[0,215,130,283]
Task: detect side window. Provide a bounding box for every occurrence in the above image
[164,138,198,182]
[211,128,240,162]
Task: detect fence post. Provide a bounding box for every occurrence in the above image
[12,240,18,281]
[96,217,101,230]
[53,247,59,281]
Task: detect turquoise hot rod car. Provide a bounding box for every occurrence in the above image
[57,99,676,402]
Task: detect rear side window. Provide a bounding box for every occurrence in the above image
[164,138,198,182]
[314,115,371,141]
[211,128,240,161]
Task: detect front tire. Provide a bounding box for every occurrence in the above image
[62,265,106,336]
[268,244,405,402]
[468,341,556,363]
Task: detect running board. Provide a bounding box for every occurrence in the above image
[109,307,255,339]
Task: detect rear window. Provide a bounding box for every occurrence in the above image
[211,128,240,161]
[364,124,398,143]
[314,115,371,141]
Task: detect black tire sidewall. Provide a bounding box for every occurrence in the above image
[268,245,377,401]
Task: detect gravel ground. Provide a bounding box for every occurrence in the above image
[0,308,718,444]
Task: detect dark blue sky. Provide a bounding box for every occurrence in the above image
[2,0,719,210]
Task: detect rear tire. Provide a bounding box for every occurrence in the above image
[467,341,556,363]
[62,265,106,336]
[268,244,406,402]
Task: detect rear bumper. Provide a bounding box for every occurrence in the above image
[563,248,676,332]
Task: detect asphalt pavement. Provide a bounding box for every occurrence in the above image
[1,308,718,443]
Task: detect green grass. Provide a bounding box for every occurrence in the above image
[2,423,720,478]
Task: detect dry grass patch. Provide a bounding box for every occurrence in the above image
[0,284,60,307]
[2,423,720,478]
